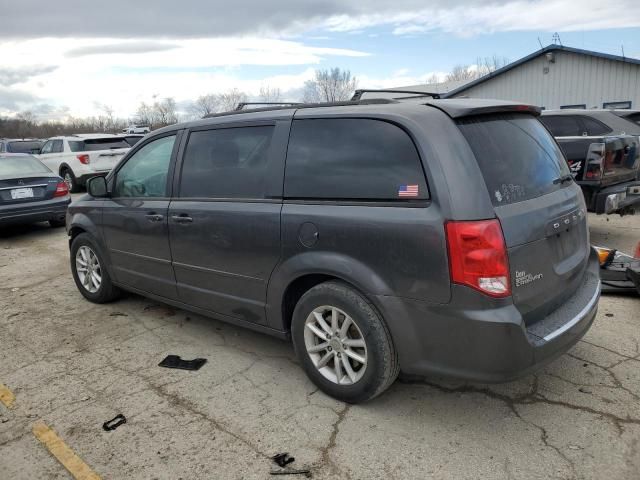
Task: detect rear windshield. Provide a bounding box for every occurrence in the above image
[624,113,640,126]
[68,138,130,152]
[124,136,143,146]
[6,141,43,154]
[457,113,570,206]
[0,156,50,176]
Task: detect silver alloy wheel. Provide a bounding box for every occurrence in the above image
[304,305,368,385]
[75,246,102,293]
[64,172,73,190]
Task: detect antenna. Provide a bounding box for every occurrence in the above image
[552,32,562,46]
[537,37,544,50]
[621,44,625,58]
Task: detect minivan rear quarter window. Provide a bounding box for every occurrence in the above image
[457,113,570,206]
[285,118,428,201]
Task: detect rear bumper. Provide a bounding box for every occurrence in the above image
[375,249,601,383]
[0,197,70,226]
[592,179,640,214]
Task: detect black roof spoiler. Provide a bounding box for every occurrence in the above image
[424,99,541,118]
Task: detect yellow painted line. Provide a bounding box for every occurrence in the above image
[0,383,16,409]
[32,421,102,480]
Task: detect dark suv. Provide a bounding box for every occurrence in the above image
[67,98,601,403]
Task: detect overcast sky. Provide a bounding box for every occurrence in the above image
[1,0,639,120]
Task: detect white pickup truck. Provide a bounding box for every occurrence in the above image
[37,135,130,192]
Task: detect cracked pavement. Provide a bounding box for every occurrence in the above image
[0,212,639,479]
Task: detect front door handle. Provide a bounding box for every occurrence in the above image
[171,214,193,224]
[145,213,164,222]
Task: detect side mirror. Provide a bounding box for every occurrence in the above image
[87,176,108,198]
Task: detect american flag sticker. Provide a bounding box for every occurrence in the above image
[398,184,419,197]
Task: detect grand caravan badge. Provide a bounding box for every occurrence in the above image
[515,270,544,287]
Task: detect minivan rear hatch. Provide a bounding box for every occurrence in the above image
[457,113,590,323]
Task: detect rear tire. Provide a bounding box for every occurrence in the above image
[62,168,80,193]
[291,281,399,403]
[70,233,121,303]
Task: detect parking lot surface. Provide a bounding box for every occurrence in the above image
[1,212,639,479]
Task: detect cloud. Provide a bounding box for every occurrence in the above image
[66,41,180,57]
[0,86,38,110]
[0,65,58,86]
[4,0,636,39]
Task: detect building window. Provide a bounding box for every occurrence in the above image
[603,101,632,109]
[560,104,586,109]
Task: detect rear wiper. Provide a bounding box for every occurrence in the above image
[553,174,574,185]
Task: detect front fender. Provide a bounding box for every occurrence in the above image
[67,206,114,276]
[265,251,393,330]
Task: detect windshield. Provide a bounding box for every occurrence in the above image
[6,141,43,154]
[0,156,51,176]
[457,113,570,206]
[68,138,130,152]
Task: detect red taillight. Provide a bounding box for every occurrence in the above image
[77,154,90,164]
[54,181,69,197]
[445,219,511,298]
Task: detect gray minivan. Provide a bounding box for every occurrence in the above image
[67,98,601,403]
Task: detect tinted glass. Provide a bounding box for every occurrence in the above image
[124,136,143,146]
[539,115,583,136]
[623,113,640,126]
[114,135,175,197]
[457,113,570,206]
[6,141,43,153]
[285,119,427,200]
[580,116,612,136]
[180,126,274,199]
[0,156,50,176]
[69,138,130,152]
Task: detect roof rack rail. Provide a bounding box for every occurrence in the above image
[235,102,303,111]
[203,98,399,118]
[351,89,440,101]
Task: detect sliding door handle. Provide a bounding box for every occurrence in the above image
[145,213,164,222]
[171,214,193,224]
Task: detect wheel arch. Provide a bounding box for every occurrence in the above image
[266,252,393,333]
[59,162,74,176]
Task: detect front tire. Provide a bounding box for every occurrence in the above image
[70,233,121,303]
[291,281,399,403]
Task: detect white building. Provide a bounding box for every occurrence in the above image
[400,45,640,110]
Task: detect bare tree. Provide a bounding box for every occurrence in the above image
[135,102,154,127]
[191,94,219,118]
[445,65,478,82]
[425,73,441,85]
[259,85,282,103]
[475,55,510,76]
[218,88,248,112]
[445,55,510,82]
[303,68,357,103]
[153,97,178,126]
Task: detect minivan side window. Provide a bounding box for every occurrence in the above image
[114,135,176,197]
[179,126,274,199]
[285,119,428,200]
